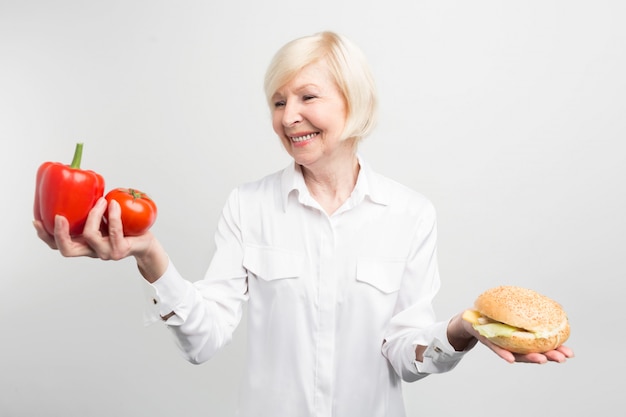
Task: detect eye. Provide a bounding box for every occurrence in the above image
[273,100,285,108]
[303,95,316,101]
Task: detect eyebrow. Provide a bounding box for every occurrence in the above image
[294,83,320,92]
[273,83,322,99]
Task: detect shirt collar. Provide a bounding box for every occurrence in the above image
[280,154,390,212]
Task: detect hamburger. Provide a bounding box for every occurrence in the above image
[462,285,570,354]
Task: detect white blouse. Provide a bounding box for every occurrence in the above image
[146,157,467,417]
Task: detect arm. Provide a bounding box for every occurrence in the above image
[34,193,249,364]
[381,202,469,381]
[144,188,248,363]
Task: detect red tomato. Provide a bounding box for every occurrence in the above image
[104,188,157,236]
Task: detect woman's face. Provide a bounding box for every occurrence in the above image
[271,60,349,168]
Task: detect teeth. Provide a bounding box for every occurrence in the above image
[290,133,317,142]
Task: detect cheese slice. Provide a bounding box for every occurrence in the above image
[462,309,482,324]
[473,322,520,338]
[462,309,526,338]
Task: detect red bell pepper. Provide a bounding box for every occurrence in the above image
[34,143,105,236]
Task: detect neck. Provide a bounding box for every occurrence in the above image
[300,152,360,215]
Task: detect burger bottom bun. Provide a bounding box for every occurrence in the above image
[487,322,571,354]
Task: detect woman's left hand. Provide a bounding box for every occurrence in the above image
[482,337,574,364]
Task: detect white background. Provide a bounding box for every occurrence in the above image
[1,0,624,416]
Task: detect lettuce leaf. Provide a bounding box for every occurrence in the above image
[473,322,521,338]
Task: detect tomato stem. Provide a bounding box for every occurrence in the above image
[69,142,84,169]
[128,189,144,200]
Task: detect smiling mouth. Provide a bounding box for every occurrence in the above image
[290,132,319,143]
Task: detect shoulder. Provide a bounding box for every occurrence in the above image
[224,166,287,209]
[237,168,284,194]
[368,168,436,218]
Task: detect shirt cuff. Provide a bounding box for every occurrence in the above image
[142,260,190,326]
[413,321,467,374]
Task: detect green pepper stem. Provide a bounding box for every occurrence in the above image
[70,142,84,169]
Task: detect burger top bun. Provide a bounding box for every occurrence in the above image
[475,286,568,334]
[466,285,570,354]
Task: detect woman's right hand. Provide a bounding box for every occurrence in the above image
[33,197,168,282]
[35,196,137,259]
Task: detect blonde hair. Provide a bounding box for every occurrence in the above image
[264,31,378,142]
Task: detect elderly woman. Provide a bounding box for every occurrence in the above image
[35,31,572,416]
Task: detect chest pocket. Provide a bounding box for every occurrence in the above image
[243,245,304,281]
[356,257,406,294]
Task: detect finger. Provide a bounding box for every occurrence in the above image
[107,199,125,241]
[540,345,574,362]
[106,199,130,260]
[83,197,107,236]
[556,345,575,358]
[53,214,71,250]
[513,352,548,364]
[33,220,58,249]
[81,198,112,257]
[543,350,567,363]
[106,199,123,232]
[53,215,96,257]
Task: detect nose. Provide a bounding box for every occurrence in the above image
[282,100,302,126]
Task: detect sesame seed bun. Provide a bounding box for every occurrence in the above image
[471,286,570,354]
